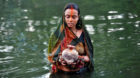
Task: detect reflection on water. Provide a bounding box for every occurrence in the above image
[108,27,124,33]
[85,24,95,34]
[0,45,14,52]
[84,15,95,20]
[107,14,124,20]
[48,71,94,78]
[108,11,118,14]
[0,0,140,78]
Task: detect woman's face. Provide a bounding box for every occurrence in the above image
[64,9,79,28]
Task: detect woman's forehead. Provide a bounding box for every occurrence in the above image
[65,9,78,15]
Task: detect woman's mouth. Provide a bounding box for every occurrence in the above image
[68,23,74,27]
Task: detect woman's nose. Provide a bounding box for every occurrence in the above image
[69,17,72,22]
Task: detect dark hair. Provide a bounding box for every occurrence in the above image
[64,3,80,15]
[63,3,83,30]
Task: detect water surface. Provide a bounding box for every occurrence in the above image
[0,0,140,78]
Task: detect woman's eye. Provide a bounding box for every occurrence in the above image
[65,15,78,19]
[65,15,70,18]
[72,16,78,19]
[72,16,76,19]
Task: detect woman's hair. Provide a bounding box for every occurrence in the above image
[64,3,80,15]
[63,3,83,30]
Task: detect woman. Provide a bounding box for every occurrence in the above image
[48,3,94,73]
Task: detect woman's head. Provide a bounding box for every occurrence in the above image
[63,3,82,30]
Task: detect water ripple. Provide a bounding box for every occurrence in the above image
[0,45,14,52]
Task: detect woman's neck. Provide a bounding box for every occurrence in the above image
[70,26,77,33]
[69,26,83,38]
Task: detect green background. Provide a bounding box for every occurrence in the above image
[0,0,140,78]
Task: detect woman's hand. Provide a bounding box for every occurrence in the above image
[78,55,90,62]
[67,45,75,50]
[84,56,90,62]
[59,57,67,65]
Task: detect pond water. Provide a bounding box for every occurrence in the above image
[0,0,140,78]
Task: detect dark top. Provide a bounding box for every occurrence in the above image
[79,32,85,45]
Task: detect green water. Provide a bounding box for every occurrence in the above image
[0,0,140,78]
